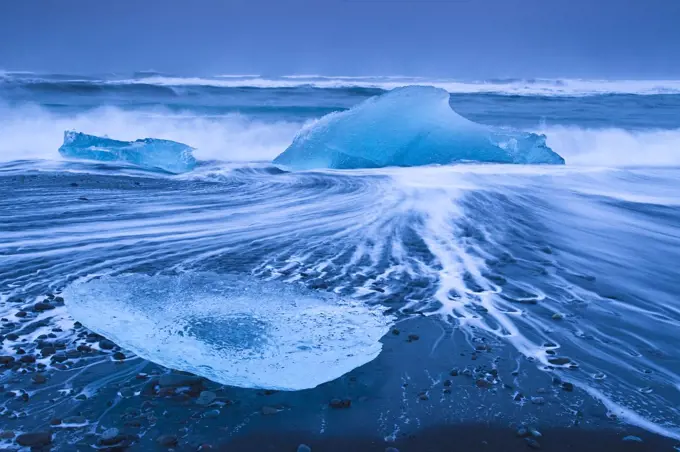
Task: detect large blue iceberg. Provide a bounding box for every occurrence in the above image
[58,131,196,173]
[274,86,564,169]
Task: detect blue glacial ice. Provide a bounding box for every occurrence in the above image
[274,86,565,170]
[58,131,196,173]
[63,273,391,390]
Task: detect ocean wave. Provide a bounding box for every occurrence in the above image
[0,104,301,162]
[1,103,679,168]
[3,73,680,96]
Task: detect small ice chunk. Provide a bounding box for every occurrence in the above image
[58,131,196,173]
[274,86,564,169]
[63,273,391,390]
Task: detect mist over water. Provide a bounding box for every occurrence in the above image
[2,72,680,442]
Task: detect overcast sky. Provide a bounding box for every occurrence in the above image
[1,0,679,78]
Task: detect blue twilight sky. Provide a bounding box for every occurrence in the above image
[1,0,679,78]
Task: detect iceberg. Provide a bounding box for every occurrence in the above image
[58,131,196,173]
[274,86,564,169]
[63,273,391,390]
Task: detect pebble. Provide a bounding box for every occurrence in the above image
[16,431,52,447]
[0,356,15,366]
[551,313,564,320]
[32,374,48,384]
[329,398,351,409]
[407,334,420,342]
[120,387,135,398]
[99,339,115,350]
[525,438,541,449]
[156,434,178,447]
[516,427,530,438]
[548,357,571,366]
[33,302,54,312]
[196,390,217,406]
[623,435,643,442]
[100,428,120,443]
[203,409,220,418]
[297,444,312,452]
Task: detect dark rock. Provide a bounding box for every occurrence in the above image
[0,430,14,439]
[51,353,68,363]
[32,373,47,384]
[16,431,52,447]
[0,356,15,366]
[19,355,36,364]
[112,352,126,360]
[391,329,400,335]
[449,368,459,377]
[50,418,62,426]
[76,344,92,353]
[548,357,571,365]
[15,311,28,318]
[5,333,18,341]
[407,334,420,342]
[476,379,491,389]
[329,398,351,409]
[561,382,574,392]
[99,339,116,350]
[41,346,56,357]
[73,321,83,328]
[54,296,64,303]
[33,302,54,312]
[156,434,178,447]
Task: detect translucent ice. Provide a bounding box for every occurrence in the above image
[63,273,391,390]
[274,86,565,169]
[58,131,196,173]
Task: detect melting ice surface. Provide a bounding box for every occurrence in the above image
[58,131,196,173]
[274,86,565,170]
[63,273,391,390]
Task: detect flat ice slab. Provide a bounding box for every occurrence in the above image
[58,131,196,173]
[63,273,391,390]
[274,86,565,169]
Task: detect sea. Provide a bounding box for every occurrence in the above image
[1,72,679,451]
